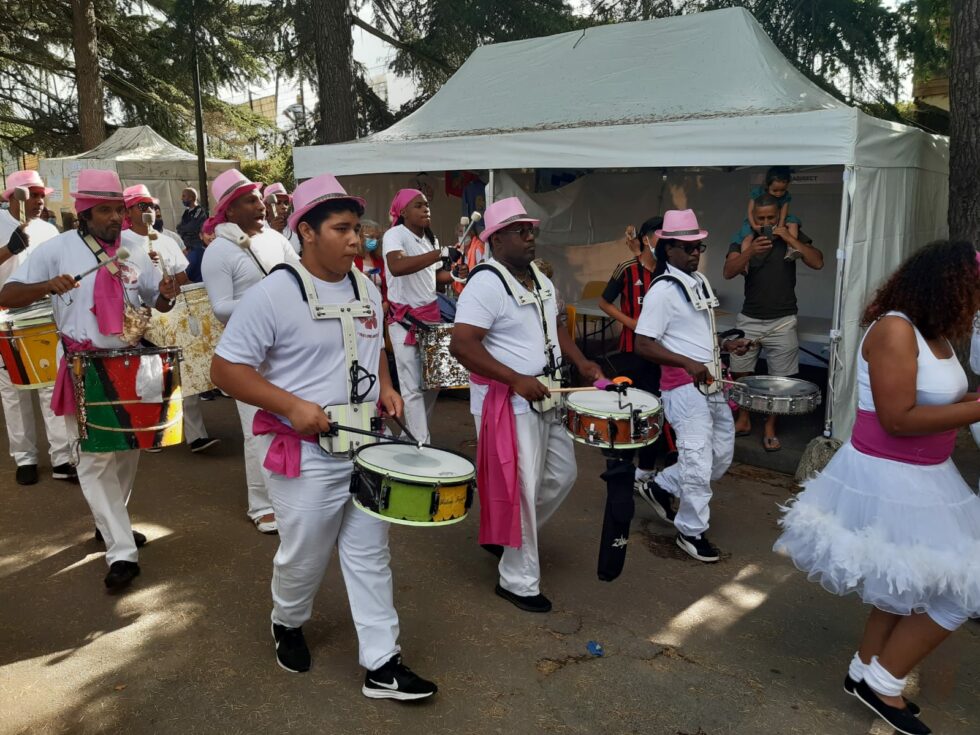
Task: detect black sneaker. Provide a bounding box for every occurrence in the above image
[104,561,140,591]
[363,654,437,701]
[271,623,311,673]
[189,437,220,453]
[494,584,552,613]
[676,533,721,563]
[51,463,78,481]
[95,528,147,548]
[844,675,920,716]
[854,679,931,735]
[635,478,676,523]
[16,464,39,486]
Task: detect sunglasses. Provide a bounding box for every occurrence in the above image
[135,202,154,212]
[499,224,538,240]
[668,241,706,254]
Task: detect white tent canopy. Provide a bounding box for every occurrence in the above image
[41,125,237,232]
[294,8,950,440]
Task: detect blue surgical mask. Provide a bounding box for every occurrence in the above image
[365,238,378,252]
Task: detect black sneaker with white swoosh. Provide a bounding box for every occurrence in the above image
[271,623,311,673]
[363,654,437,701]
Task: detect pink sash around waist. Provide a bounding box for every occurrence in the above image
[252,409,317,478]
[851,409,956,466]
[386,300,440,345]
[51,336,94,416]
[660,365,694,391]
[470,373,522,548]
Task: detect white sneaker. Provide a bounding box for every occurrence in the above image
[254,514,278,534]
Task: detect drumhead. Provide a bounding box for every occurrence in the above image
[356,442,474,481]
[566,388,661,416]
[736,376,819,397]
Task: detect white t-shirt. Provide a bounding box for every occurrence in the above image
[0,210,59,289]
[635,264,714,363]
[201,226,299,324]
[383,224,440,307]
[454,262,561,416]
[215,269,384,423]
[283,226,301,254]
[122,229,189,277]
[8,229,160,349]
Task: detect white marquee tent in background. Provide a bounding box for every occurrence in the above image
[294,7,949,441]
[41,126,237,231]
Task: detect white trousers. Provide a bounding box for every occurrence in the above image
[65,417,140,566]
[0,368,71,467]
[182,394,208,444]
[388,323,438,444]
[235,400,273,520]
[656,384,735,537]
[261,438,400,671]
[474,408,577,597]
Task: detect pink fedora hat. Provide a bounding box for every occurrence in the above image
[480,196,540,243]
[288,174,366,233]
[211,169,263,216]
[70,169,124,213]
[654,209,708,242]
[123,184,159,208]
[264,182,290,200]
[2,170,53,201]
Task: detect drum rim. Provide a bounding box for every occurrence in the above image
[733,375,821,396]
[353,442,476,483]
[71,347,182,360]
[565,390,662,416]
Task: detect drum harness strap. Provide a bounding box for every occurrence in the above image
[652,271,725,396]
[271,262,381,453]
[468,260,566,412]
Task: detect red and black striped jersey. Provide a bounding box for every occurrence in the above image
[601,257,655,353]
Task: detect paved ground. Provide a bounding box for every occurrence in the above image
[1,394,977,735]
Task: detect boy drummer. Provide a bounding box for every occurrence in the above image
[210,174,437,700]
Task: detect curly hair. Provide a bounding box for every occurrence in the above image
[861,240,979,340]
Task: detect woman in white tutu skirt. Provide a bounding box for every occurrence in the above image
[774,240,980,735]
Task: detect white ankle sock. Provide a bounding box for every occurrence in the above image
[865,656,906,698]
[848,652,867,682]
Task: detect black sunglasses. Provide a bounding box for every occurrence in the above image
[668,241,706,254]
[135,202,154,212]
[499,224,538,240]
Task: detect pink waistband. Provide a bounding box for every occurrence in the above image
[851,409,955,465]
[660,365,694,391]
[253,409,316,478]
[50,336,94,416]
[386,300,440,345]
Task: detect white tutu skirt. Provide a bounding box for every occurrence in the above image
[774,442,980,618]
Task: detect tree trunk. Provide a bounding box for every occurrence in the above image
[949,0,980,245]
[302,0,358,144]
[70,0,106,149]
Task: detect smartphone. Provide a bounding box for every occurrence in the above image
[761,225,774,239]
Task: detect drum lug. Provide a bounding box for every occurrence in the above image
[465,481,474,510]
[370,416,384,433]
[631,410,648,441]
[429,483,441,517]
[586,423,600,445]
[379,478,392,511]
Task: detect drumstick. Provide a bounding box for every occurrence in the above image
[751,318,795,346]
[389,413,423,449]
[324,422,422,449]
[547,377,630,394]
[73,248,131,281]
[11,186,29,224]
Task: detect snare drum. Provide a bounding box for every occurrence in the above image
[71,347,183,452]
[418,324,469,390]
[729,376,821,415]
[563,388,663,449]
[144,283,224,396]
[351,443,475,526]
[0,300,58,389]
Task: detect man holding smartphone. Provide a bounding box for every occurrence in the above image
[722,194,823,452]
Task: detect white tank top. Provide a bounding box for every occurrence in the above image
[857,311,967,411]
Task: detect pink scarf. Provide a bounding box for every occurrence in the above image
[386,300,441,345]
[252,409,316,478]
[388,188,424,225]
[50,336,94,416]
[470,374,522,548]
[89,236,125,336]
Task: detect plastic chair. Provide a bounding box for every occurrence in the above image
[565,304,576,340]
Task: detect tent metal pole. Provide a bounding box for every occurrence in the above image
[824,166,853,439]
[487,169,495,205]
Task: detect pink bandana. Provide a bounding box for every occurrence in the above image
[388,188,424,225]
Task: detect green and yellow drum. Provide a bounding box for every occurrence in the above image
[350,443,475,526]
[71,347,183,452]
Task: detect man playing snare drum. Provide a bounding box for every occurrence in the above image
[0,169,179,591]
[450,196,602,613]
[634,210,751,563]
[210,174,437,701]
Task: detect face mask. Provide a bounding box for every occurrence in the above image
[182,200,191,209]
[365,238,378,252]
